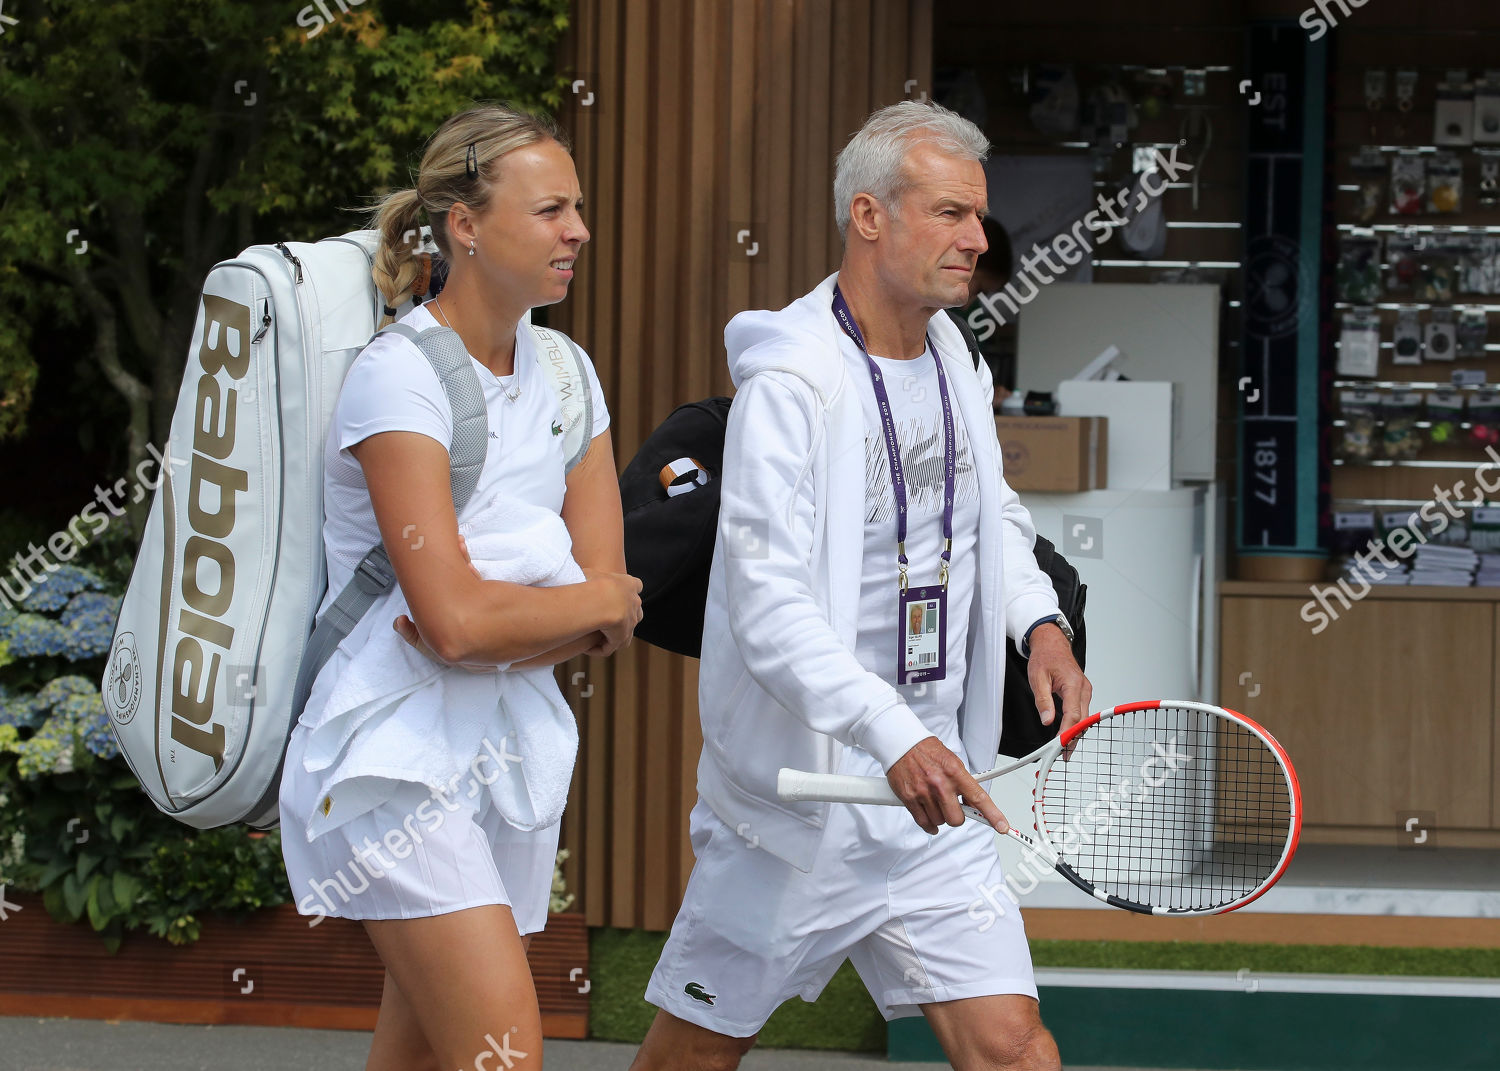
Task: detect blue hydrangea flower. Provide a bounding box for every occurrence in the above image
[14,582,70,614]
[0,689,48,731]
[65,690,118,760]
[13,712,76,778]
[60,591,120,660]
[0,676,116,766]
[9,564,104,613]
[0,566,119,772]
[2,613,72,658]
[37,675,100,708]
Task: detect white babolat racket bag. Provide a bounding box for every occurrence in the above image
[101,230,595,830]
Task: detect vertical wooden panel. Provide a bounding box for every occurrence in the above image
[685,0,724,404]
[554,0,932,930]
[603,0,653,928]
[794,0,835,290]
[906,0,933,107]
[638,0,683,931]
[828,0,872,268]
[725,0,760,332]
[872,0,906,107]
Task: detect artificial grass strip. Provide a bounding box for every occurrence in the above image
[588,929,1500,1051]
[754,962,886,1052]
[587,928,666,1044]
[587,927,885,1051]
[1030,939,1500,978]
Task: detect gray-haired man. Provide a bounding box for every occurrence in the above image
[631,101,1090,1071]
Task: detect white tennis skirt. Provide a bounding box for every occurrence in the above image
[278,722,560,934]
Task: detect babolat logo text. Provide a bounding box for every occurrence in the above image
[160,293,253,773]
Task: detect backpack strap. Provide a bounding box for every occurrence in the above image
[388,323,489,511]
[529,324,595,473]
[290,322,489,722]
[945,307,987,372]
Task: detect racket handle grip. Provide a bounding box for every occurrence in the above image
[776,768,903,805]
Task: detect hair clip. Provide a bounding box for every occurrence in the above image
[465,143,479,179]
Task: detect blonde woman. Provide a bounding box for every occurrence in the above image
[279,105,640,1071]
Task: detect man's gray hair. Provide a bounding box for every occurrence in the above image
[833,100,990,240]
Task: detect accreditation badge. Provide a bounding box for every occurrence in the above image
[898,584,947,685]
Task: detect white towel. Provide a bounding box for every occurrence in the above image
[299,495,583,841]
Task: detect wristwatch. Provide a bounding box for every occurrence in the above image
[1023,613,1074,655]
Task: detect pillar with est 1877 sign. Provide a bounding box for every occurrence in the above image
[1237,21,1332,578]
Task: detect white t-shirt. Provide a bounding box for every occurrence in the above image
[838,334,982,843]
[317,304,610,621]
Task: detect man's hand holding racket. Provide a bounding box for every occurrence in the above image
[886,633,1090,837]
[1026,623,1092,736]
[886,737,1010,836]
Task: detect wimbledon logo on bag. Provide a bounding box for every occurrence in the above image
[152,293,254,779]
[106,631,143,726]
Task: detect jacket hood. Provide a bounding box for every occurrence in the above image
[724,271,973,402]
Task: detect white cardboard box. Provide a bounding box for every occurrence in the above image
[1056,380,1175,492]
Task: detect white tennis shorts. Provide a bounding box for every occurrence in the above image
[644,797,1038,1037]
[279,722,559,933]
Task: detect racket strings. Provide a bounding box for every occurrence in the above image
[1037,706,1293,913]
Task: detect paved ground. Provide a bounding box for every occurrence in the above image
[0,1016,1188,1070]
[0,1018,925,1069]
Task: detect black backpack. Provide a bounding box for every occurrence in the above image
[620,312,1087,758]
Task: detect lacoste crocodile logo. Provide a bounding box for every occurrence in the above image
[683,981,716,1006]
[551,420,563,436]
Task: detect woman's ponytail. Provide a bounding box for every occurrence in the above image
[370,104,569,327]
[372,187,425,328]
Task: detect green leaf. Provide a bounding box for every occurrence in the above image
[61,872,87,920]
[37,857,74,889]
[76,852,100,883]
[42,883,65,920]
[111,871,140,911]
[86,876,106,930]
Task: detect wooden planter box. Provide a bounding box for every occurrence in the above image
[0,894,589,1038]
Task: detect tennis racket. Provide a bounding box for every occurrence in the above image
[777,700,1301,916]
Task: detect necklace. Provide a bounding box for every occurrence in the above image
[430,298,522,402]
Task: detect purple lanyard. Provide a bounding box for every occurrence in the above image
[832,286,955,589]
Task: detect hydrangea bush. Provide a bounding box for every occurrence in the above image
[0,539,290,951]
[0,566,121,778]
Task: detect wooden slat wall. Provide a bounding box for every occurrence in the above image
[551,0,933,930]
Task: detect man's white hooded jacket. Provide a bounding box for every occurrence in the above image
[695,272,1062,872]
